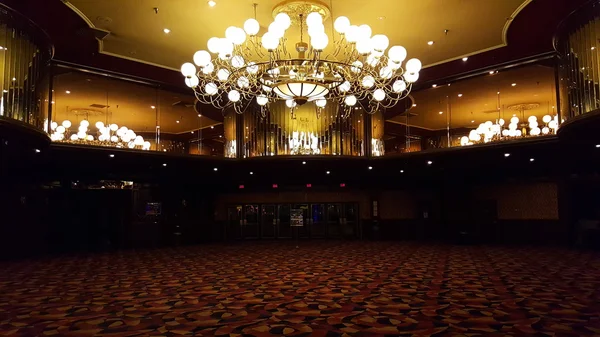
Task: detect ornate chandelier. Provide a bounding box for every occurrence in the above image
[181,1,421,118]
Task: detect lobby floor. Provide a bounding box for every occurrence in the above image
[1,242,599,336]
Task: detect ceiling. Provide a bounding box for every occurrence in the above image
[64,0,529,71]
[391,64,557,130]
[51,71,220,134]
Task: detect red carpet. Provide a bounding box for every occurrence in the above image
[1,242,599,336]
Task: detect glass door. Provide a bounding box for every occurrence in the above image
[310,204,327,238]
[292,204,310,238]
[261,205,277,238]
[278,204,292,238]
[242,204,259,239]
[226,205,242,240]
[343,203,358,238]
[327,203,342,238]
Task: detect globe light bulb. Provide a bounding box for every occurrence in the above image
[50,121,58,130]
[308,24,325,37]
[392,79,407,93]
[62,120,72,128]
[405,58,422,73]
[510,116,519,124]
[111,135,118,142]
[231,55,245,68]
[357,24,372,41]
[217,68,230,81]
[77,131,86,139]
[339,81,351,92]
[528,115,537,123]
[549,120,558,129]
[379,66,393,79]
[110,124,118,131]
[225,26,238,42]
[246,62,258,74]
[219,39,234,56]
[344,95,357,106]
[70,134,78,141]
[56,125,66,134]
[404,72,419,83]
[509,123,517,130]
[193,50,212,67]
[228,90,241,102]
[315,98,327,108]
[262,32,279,50]
[269,22,284,38]
[373,89,386,101]
[530,127,541,136]
[529,121,538,128]
[207,37,221,53]
[306,12,323,26]
[275,13,291,30]
[95,121,104,129]
[334,16,350,34]
[542,126,550,134]
[256,94,269,106]
[371,34,389,51]
[311,33,328,50]
[286,99,297,108]
[237,76,250,88]
[362,75,375,88]
[243,18,260,36]
[351,60,363,73]
[185,75,200,88]
[180,62,196,76]
[498,118,505,126]
[205,82,218,95]
[202,62,215,74]
[542,115,552,123]
[366,54,380,67]
[355,39,372,55]
[388,46,407,62]
[346,25,359,42]
[232,27,247,45]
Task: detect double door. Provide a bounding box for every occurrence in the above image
[226,203,358,240]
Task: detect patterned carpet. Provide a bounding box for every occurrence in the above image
[1,242,600,336]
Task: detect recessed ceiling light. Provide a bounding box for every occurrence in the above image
[2,90,7,93]
[596,144,600,148]
[191,131,194,134]
[326,171,330,174]
[438,111,443,114]
[34,149,40,153]
[462,57,468,61]
[471,120,475,123]
[213,167,218,171]
[51,101,55,104]
[302,161,306,165]
[497,91,500,95]
[219,135,222,138]
[458,94,463,97]
[400,169,404,173]
[412,103,417,107]
[176,120,180,123]
[378,16,386,20]
[65,90,71,94]
[504,153,510,157]
[151,105,156,109]
[530,158,535,162]
[163,163,167,166]
[511,83,517,87]
[208,0,216,6]
[427,161,433,165]
[489,71,495,75]
[250,171,253,175]
[592,46,596,50]
[211,126,214,129]
[427,41,434,45]
[109,154,114,158]
[11,77,16,81]
[198,114,202,117]
[432,84,437,88]
[163,28,170,34]
[368,166,373,170]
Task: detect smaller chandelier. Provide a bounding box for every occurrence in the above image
[181,1,421,118]
[47,119,151,150]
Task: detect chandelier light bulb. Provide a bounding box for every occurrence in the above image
[77,131,86,139]
[232,27,247,45]
[110,135,118,142]
[185,75,200,88]
[346,25,359,42]
[225,26,238,41]
[405,58,422,73]
[207,37,221,53]
[237,76,250,88]
[510,116,519,124]
[228,90,241,102]
[339,81,351,92]
[56,125,66,134]
[527,115,537,123]
[243,19,260,36]
[549,120,558,129]
[344,95,357,106]
[311,33,328,50]
[529,120,538,128]
[269,22,285,38]
[373,89,386,101]
[143,141,151,150]
[542,114,552,123]
[217,68,230,81]
[70,134,78,141]
[371,34,390,52]
[80,120,90,128]
[95,121,104,129]
[205,82,219,95]
[84,135,93,141]
[275,13,291,30]
[366,54,380,67]
[202,62,215,74]
[262,32,279,50]
[315,98,327,108]
[379,66,393,79]
[542,126,550,134]
[388,59,402,70]
[355,39,372,55]
[193,50,212,66]
[110,124,118,131]
[362,75,375,88]
[392,79,407,93]
[219,38,234,56]
[404,72,419,83]
[181,62,196,76]
[351,60,363,73]
[388,45,407,62]
[256,94,269,106]
[306,12,323,26]
[358,24,372,41]
[509,123,517,130]
[334,16,351,34]
[231,55,245,68]
[308,24,325,37]
[50,121,58,130]
[498,118,505,126]
[286,99,297,108]
[62,120,72,128]
[530,127,541,136]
